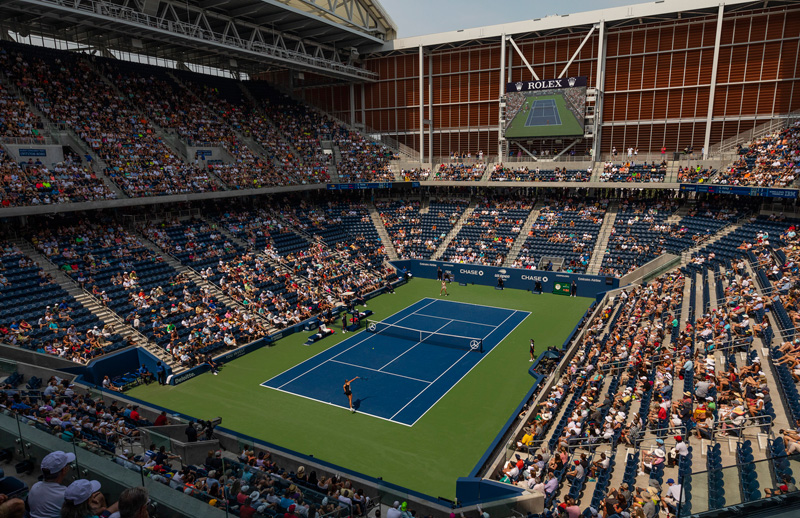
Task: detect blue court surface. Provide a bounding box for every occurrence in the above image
[262,298,530,426]
[525,98,562,127]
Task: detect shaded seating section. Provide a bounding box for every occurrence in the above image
[599,199,679,278]
[441,198,533,265]
[490,164,590,182]
[694,215,800,266]
[599,162,667,182]
[0,242,127,362]
[288,202,387,272]
[0,75,44,140]
[105,60,290,190]
[663,202,749,254]
[377,198,469,259]
[34,223,265,368]
[243,81,332,182]
[513,199,607,273]
[244,81,394,183]
[142,219,245,270]
[0,145,116,207]
[0,40,216,198]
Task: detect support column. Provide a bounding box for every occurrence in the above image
[703,4,725,160]
[349,83,356,127]
[498,33,506,160]
[419,44,425,164]
[360,85,366,129]
[429,52,433,165]
[592,21,607,162]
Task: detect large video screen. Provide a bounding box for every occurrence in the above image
[504,77,587,138]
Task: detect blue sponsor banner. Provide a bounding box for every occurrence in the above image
[195,149,213,157]
[679,184,798,199]
[327,182,419,190]
[391,260,618,298]
[19,149,47,157]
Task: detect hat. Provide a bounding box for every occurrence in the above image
[64,479,101,505]
[706,397,714,401]
[288,505,296,513]
[756,393,764,397]
[667,479,675,484]
[241,486,250,493]
[589,507,599,516]
[674,436,682,442]
[606,416,613,423]
[684,391,691,396]
[209,499,218,507]
[575,460,581,465]
[42,451,76,473]
[654,449,666,458]
[647,487,659,498]
[297,466,305,476]
[655,439,664,445]
[250,491,260,500]
[733,408,746,416]
[400,502,407,512]
[393,502,400,508]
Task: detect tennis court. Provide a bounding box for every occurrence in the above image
[262,298,530,426]
[525,98,562,127]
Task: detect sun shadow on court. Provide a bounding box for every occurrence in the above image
[353,397,370,410]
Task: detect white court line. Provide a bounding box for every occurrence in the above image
[262,298,438,390]
[376,320,453,371]
[390,310,522,421]
[412,313,496,328]
[266,385,412,427]
[407,309,532,426]
[329,360,432,384]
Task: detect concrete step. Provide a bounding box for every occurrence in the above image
[432,200,478,260]
[369,203,399,260]
[505,202,544,267]
[587,202,619,275]
[12,238,183,371]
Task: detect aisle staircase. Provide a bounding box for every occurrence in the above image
[368,204,398,260]
[135,229,278,335]
[504,202,544,267]
[586,202,619,274]
[13,238,183,373]
[0,71,127,199]
[431,200,478,260]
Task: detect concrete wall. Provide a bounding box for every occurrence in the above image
[3,144,64,167]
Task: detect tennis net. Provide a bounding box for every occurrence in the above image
[364,319,483,353]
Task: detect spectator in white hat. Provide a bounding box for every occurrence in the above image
[61,479,118,518]
[28,450,75,518]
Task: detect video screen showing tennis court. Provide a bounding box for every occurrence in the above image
[504,77,587,138]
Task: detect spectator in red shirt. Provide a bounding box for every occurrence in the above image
[153,411,168,426]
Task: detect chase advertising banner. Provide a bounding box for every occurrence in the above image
[392,260,617,299]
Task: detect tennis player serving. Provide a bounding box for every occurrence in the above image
[344,376,360,413]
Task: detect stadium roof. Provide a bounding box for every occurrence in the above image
[369,0,794,55]
[0,0,397,81]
